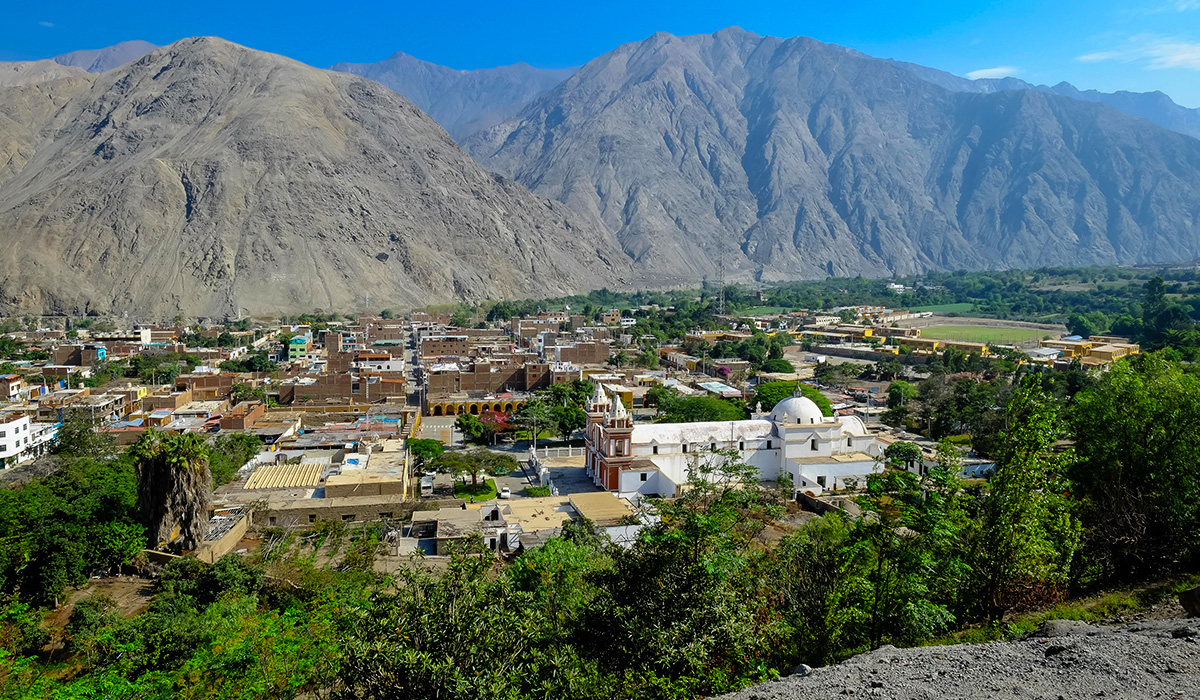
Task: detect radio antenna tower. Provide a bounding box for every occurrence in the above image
[717,258,726,316]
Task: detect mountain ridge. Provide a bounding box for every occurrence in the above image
[0,37,631,317]
[466,27,1200,284]
[329,52,575,141]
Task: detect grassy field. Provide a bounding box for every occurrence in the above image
[921,325,1052,345]
[910,302,976,313]
[454,478,497,501]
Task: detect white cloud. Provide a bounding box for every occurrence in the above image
[965,66,1019,79]
[38,21,54,27]
[1176,1,1200,10]
[1146,39,1200,68]
[1077,36,1200,70]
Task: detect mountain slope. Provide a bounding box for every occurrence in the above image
[330,53,574,141]
[886,59,1200,139]
[466,27,1200,283]
[0,37,631,317]
[53,40,157,73]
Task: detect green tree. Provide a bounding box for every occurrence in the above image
[972,378,1079,619]
[635,350,660,369]
[760,357,794,374]
[752,381,833,415]
[1069,354,1200,581]
[656,395,746,423]
[51,412,115,459]
[887,379,918,409]
[407,438,445,473]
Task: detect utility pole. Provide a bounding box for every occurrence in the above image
[717,259,726,316]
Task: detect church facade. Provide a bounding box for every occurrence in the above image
[584,386,886,498]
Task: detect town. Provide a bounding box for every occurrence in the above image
[0,282,1142,562]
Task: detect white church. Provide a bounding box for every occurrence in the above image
[584,385,886,498]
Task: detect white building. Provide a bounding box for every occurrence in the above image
[585,386,884,499]
[0,413,57,467]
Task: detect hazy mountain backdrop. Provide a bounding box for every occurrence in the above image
[330,53,575,142]
[52,39,158,73]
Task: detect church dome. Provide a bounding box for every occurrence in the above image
[770,395,826,425]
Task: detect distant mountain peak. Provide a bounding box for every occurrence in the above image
[330,51,576,141]
[52,39,157,73]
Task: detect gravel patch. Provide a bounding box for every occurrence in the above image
[719,618,1200,700]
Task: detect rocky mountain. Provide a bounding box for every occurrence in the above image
[330,52,574,141]
[52,39,157,73]
[887,59,1200,139]
[466,27,1200,283]
[0,59,87,87]
[0,37,631,317]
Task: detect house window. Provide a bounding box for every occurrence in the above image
[847,437,853,447]
[811,439,818,451]
[342,514,356,522]
[269,517,277,526]
[739,441,744,451]
[652,445,658,455]
[640,472,648,482]
[379,512,393,519]
[682,443,688,453]
[817,476,826,487]
[710,443,716,451]
[767,440,773,449]
[309,514,317,523]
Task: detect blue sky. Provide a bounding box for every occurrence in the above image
[5,0,1200,107]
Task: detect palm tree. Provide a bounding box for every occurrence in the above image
[132,430,213,550]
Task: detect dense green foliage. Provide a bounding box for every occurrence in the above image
[0,459,142,605]
[218,352,278,374]
[650,387,748,423]
[752,382,833,415]
[3,350,1200,698]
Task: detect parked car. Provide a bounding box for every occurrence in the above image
[499,486,511,499]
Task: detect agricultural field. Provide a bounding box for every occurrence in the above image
[920,324,1052,345]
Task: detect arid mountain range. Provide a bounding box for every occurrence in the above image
[1,29,1199,315]
[0,38,630,317]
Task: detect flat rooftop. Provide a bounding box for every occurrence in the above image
[569,492,635,527]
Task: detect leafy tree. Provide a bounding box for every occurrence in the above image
[753,381,833,415]
[454,413,484,444]
[760,357,794,373]
[1069,353,1200,582]
[208,433,262,487]
[478,410,509,445]
[1065,311,1109,338]
[407,438,445,472]
[51,412,115,459]
[655,395,746,423]
[606,351,627,368]
[634,350,659,369]
[887,380,918,409]
[380,308,395,319]
[883,441,923,470]
[230,383,263,405]
[971,378,1079,619]
[449,307,472,328]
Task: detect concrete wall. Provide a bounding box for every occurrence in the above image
[195,514,249,564]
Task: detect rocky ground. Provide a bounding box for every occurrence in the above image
[719,617,1200,700]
